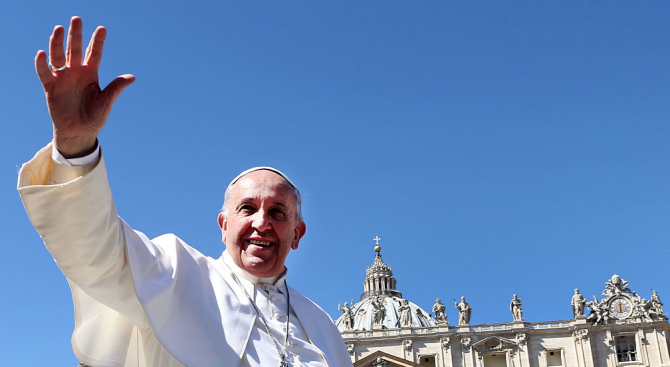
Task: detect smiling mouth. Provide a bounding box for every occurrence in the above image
[249,239,273,247]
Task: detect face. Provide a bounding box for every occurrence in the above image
[218,170,306,278]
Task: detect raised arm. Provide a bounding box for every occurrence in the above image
[20,15,148,329]
[35,16,134,158]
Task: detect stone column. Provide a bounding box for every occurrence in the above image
[440,337,452,367]
[460,337,473,367]
[582,333,596,367]
[605,330,617,367]
[516,334,530,367]
[572,329,595,367]
[638,328,650,366]
[653,328,670,366]
[509,350,518,367]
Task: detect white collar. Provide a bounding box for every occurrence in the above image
[222,250,287,288]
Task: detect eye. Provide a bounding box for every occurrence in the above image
[269,208,287,220]
[238,204,256,215]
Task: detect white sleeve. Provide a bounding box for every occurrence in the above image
[19,144,149,325]
[19,143,152,366]
[52,140,101,167]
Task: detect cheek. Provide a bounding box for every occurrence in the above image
[224,218,251,243]
[220,218,234,244]
[222,228,229,243]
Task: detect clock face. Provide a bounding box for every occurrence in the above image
[609,297,633,319]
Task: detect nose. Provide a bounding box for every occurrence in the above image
[251,210,272,232]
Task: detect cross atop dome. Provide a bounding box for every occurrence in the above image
[373,236,382,253]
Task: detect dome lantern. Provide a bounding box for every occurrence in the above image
[362,238,402,300]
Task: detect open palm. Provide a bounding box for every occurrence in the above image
[35,17,134,158]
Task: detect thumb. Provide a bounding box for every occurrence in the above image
[100,74,136,107]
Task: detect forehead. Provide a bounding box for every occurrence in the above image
[230,170,295,203]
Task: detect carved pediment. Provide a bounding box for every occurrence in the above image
[471,336,518,352]
[354,351,423,367]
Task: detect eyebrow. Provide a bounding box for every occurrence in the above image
[237,198,290,211]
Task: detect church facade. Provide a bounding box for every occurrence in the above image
[335,245,670,367]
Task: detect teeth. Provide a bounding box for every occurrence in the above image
[250,239,272,246]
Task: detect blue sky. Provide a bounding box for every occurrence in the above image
[2,1,669,365]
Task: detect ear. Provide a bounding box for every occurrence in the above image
[217,212,228,243]
[291,221,306,250]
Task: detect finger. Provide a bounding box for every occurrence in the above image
[84,26,107,70]
[35,50,55,86]
[66,16,83,67]
[49,25,66,69]
[100,74,136,108]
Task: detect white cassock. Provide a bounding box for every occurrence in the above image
[18,143,353,367]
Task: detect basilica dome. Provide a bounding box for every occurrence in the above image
[334,245,437,331]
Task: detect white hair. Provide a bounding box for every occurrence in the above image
[221,167,303,222]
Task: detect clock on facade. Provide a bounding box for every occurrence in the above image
[609,297,633,319]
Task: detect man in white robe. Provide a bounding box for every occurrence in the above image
[19,16,353,367]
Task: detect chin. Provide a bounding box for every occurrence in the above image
[244,262,278,277]
[251,269,279,278]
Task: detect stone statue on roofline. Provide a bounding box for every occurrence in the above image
[398,299,412,327]
[371,295,386,326]
[455,296,471,325]
[433,298,448,324]
[338,302,354,330]
[572,289,586,318]
[651,290,665,316]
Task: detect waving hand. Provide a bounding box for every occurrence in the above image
[35,17,135,158]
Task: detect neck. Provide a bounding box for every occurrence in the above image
[223,251,286,286]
